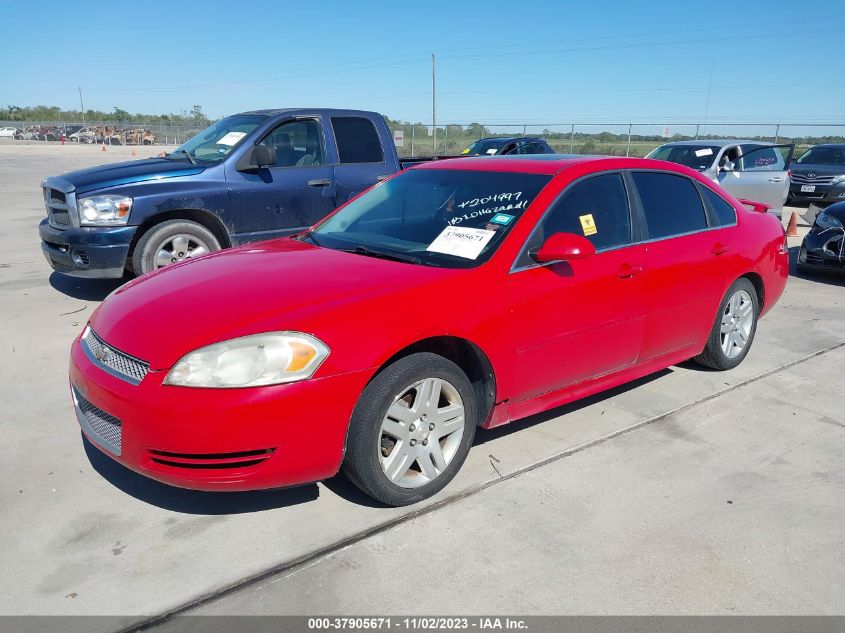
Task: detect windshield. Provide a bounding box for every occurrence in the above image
[169,114,265,164]
[795,146,845,166]
[646,144,721,171]
[309,169,551,268]
[463,139,510,156]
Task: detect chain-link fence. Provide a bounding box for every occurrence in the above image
[3,118,843,158]
[386,122,845,159]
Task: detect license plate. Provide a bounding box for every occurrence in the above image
[801,185,816,192]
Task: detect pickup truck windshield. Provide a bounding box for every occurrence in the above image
[169,114,265,164]
[647,144,721,171]
[309,169,551,268]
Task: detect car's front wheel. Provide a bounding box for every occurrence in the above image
[343,352,477,506]
[693,278,759,370]
[132,219,221,276]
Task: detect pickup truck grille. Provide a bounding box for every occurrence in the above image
[42,180,78,229]
[791,173,837,186]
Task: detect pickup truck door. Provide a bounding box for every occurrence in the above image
[225,117,337,243]
[329,115,400,205]
[717,144,794,218]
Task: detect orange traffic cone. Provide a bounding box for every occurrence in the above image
[101,143,107,152]
[786,211,798,237]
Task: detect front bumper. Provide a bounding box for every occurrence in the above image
[798,231,845,273]
[69,334,374,491]
[789,183,845,204]
[40,219,136,278]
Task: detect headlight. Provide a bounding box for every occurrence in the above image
[831,174,845,184]
[164,332,330,388]
[816,212,843,229]
[78,195,132,225]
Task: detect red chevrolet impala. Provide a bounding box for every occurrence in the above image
[69,156,788,506]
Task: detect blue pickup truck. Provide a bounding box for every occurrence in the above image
[39,108,407,278]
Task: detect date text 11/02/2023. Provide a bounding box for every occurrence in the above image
[307,616,529,629]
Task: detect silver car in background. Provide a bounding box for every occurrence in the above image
[647,140,794,219]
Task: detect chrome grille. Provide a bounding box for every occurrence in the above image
[73,386,122,455]
[791,173,836,186]
[82,327,150,385]
[42,177,78,229]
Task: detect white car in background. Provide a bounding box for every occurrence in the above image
[647,140,794,219]
[0,127,20,138]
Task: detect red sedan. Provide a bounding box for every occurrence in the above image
[70,156,788,506]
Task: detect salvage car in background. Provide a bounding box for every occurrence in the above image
[461,136,554,156]
[0,126,20,138]
[647,140,793,219]
[797,201,845,275]
[788,144,845,206]
[69,155,788,506]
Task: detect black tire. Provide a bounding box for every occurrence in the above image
[343,352,477,506]
[131,219,221,276]
[693,278,759,371]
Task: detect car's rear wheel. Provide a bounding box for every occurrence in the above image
[132,219,220,276]
[343,352,476,506]
[693,278,759,370]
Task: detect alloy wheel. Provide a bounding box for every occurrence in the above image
[378,377,465,488]
[720,289,754,359]
[154,234,210,268]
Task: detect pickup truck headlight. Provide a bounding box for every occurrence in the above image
[78,195,132,226]
[164,332,330,388]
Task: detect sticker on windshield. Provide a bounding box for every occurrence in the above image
[427,226,496,260]
[460,148,471,154]
[486,148,498,155]
[579,214,597,236]
[217,131,247,146]
[490,213,514,225]
[694,148,713,157]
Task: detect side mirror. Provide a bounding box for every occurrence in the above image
[533,232,596,263]
[252,145,277,168]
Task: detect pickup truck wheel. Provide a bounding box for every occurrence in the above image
[692,278,758,371]
[132,220,220,275]
[343,352,476,506]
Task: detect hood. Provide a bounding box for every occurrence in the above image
[790,163,845,176]
[89,238,455,371]
[60,158,206,194]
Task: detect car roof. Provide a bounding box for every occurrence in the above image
[805,143,845,149]
[476,136,545,143]
[236,107,383,118]
[413,154,683,175]
[659,139,776,147]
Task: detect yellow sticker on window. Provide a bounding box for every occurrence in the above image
[579,213,597,236]
[460,148,470,154]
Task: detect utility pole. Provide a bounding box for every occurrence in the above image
[431,53,436,155]
[78,86,85,126]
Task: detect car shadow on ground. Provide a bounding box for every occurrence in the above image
[788,245,845,287]
[49,272,127,301]
[82,435,320,514]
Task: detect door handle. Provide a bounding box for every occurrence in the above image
[768,177,785,183]
[712,243,730,256]
[308,178,331,188]
[616,264,643,279]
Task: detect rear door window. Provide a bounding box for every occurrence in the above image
[738,145,787,171]
[632,172,708,239]
[331,117,384,164]
[701,187,737,226]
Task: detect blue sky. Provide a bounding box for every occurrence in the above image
[2,0,843,126]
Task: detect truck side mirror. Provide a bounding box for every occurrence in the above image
[252,145,277,168]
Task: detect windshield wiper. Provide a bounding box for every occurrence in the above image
[168,148,197,165]
[298,230,321,246]
[349,246,421,265]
